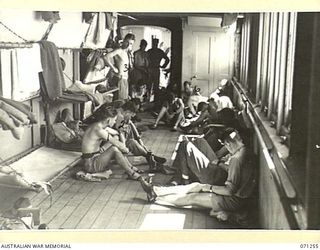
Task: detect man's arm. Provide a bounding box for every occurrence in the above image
[175,98,185,114]
[200,183,233,196]
[104,49,121,74]
[96,127,129,154]
[160,52,170,69]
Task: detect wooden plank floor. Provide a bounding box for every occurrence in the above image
[25,113,244,230]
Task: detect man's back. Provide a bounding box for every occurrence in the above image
[225,147,256,199]
[82,122,104,153]
[134,49,149,68]
[147,48,166,68]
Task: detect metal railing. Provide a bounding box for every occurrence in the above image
[230,77,302,229]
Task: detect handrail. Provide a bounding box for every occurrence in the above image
[230,78,301,229]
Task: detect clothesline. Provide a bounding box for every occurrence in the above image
[0,42,33,49]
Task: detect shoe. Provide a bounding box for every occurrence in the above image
[147,155,163,173]
[152,154,166,164]
[139,177,157,202]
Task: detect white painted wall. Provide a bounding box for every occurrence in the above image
[0,10,89,48]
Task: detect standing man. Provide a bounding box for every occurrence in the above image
[147,38,170,107]
[131,39,150,99]
[104,33,135,100]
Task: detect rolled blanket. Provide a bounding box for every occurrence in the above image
[0,101,29,124]
[0,109,24,139]
[0,96,37,123]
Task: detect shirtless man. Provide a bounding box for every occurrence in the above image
[81,107,143,180]
[104,33,135,100]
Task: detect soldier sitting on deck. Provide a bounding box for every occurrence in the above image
[140,128,256,225]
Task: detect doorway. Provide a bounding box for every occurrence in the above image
[121,25,172,88]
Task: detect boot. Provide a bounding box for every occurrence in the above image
[146,153,160,173]
[147,152,166,165]
[0,109,24,139]
[153,154,166,164]
[139,176,157,202]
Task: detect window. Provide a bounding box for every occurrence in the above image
[240,12,297,144]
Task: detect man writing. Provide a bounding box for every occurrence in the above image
[140,128,256,224]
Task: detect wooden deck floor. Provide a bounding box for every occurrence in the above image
[1,114,245,230]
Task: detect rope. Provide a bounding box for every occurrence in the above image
[41,23,54,41]
[0,155,53,207]
[0,21,29,43]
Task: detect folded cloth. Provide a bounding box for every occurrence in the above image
[38,41,66,100]
[75,170,112,182]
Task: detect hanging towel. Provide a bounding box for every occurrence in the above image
[14,43,42,101]
[11,49,20,100]
[38,41,66,101]
[84,13,110,49]
[0,50,12,99]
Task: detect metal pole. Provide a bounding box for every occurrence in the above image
[277,13,289,133]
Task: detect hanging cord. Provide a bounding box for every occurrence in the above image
[0,155,53,206]
[0,20,29,43]
[41,23,55,41]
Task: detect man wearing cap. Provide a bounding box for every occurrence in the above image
[140,128,256,223]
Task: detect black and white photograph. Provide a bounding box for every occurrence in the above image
[0,1,319,235]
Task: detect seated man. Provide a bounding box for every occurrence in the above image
[97,100,166,171]
[181,80,208,117]
[152,92,185,131]
[140,128,256,224]
[81,107,143,180]
[169,135,228,186]
[114,100,167,171]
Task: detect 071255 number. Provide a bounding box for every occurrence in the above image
[300,244,319,248]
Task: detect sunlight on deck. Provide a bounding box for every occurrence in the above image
[139,213,186,230]
[149,204,170,210]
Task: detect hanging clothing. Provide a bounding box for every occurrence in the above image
[84,13,111,49]
[13,44,42,100]
[38,41,66,101]
[0,49,12,99]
